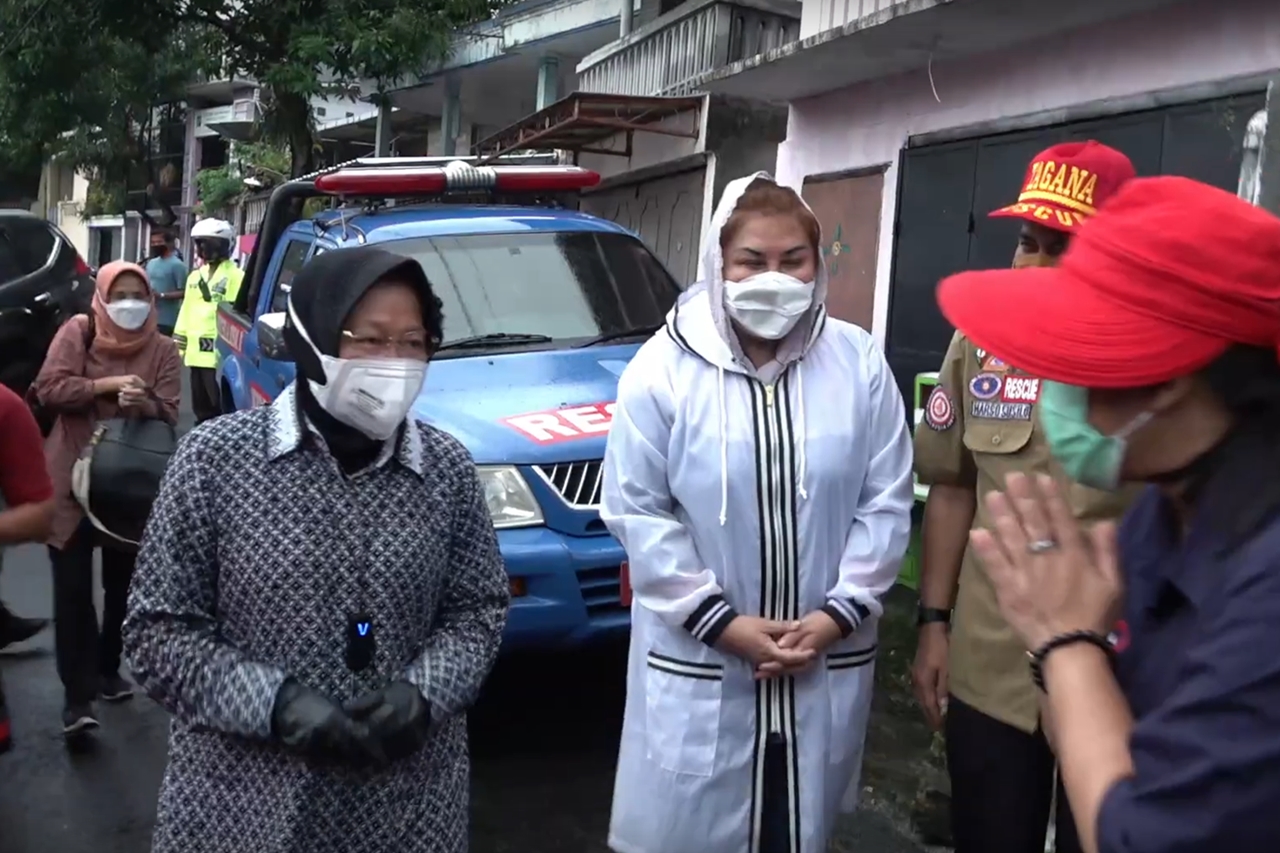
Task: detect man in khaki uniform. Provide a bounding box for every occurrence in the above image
[911,141,1138,853]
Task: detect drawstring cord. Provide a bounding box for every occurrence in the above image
[718,364,728,526]
[717,361,810,525]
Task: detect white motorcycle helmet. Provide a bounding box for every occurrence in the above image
[190,217,235,263]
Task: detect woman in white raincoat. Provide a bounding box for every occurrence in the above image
[601,174,915,853]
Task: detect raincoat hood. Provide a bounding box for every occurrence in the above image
[667,171,830,373]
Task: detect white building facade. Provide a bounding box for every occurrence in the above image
[697,0,1280,393]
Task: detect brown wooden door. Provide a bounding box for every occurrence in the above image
[802,168,885,331]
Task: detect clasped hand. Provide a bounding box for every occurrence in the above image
[97,374,148,410]
[272,679,433,768]
[716,611,843,679]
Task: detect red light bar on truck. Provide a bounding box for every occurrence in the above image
[312,161,601,196]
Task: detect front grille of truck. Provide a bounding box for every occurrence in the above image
[577,565,622,615]
[535,460,603,508]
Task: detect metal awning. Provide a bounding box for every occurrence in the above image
[473,92,703,162]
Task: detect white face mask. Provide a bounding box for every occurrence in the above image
[723,271,815,340]
[105,298,152,331]
[288,301,427,441]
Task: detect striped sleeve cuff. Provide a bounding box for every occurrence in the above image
[683,595,738,647]
[821,598,871,638]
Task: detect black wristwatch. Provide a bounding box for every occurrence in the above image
[916,605,952,627]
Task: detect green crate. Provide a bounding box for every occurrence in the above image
[913,372,939,503]
[900,371,937,590]
[898,522,922,591]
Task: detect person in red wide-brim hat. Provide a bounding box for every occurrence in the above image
[938,175,1280,853]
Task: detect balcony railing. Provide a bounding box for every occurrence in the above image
[577,0,801,97]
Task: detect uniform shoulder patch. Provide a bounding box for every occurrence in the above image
[924,385,956,431]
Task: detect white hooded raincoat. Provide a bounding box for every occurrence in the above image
[601,173,915,853]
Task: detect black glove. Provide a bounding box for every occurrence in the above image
[343,680,433,762]
[271,678,385,766]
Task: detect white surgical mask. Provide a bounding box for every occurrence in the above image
[105,298,152,331]
[287,301,427,440]
[309,355,426,440]
[723,271,815,340]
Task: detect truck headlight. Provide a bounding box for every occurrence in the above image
[477,465,543,529]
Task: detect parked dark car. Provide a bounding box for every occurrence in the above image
[0,210,95,399]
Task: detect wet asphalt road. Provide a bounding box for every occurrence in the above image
[0,378,926,853]
[0,546,925,853]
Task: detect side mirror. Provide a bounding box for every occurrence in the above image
[255,312,293,361]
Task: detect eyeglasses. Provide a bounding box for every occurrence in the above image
[340,330,436,358]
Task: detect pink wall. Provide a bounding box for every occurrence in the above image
[773,0,1280,343]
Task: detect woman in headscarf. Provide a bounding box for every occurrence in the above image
[32,260,180,738]
[601,173,915,853]
[122,245,509,853]
[936,176,1280,852]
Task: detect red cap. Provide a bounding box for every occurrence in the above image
[939,176,1280,388]
[989,141,1136,233]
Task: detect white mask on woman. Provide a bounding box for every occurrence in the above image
[723,271,816,340]
[105,298,152,331]
[287,300,426,440]
[308,355,427,441]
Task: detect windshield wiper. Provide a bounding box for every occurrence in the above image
[436,332,555,351]
[574,324,664,348]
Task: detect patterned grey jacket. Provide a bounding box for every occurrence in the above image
[123,384,510,853]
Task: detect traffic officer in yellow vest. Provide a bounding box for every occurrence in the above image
[911,141,1139,853]
[174,218,243,424]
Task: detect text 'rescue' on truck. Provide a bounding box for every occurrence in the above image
[214,155,683,651]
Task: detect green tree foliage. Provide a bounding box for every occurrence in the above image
[0,0,212,219]
[193,139,290,215]
[177,0,507,175]
[0,0,507,189]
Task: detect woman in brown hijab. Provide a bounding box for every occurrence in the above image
[32,260,181,738]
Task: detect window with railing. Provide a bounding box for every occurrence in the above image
[577,0,801,97]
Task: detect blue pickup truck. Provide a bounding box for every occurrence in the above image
[215,156,681,650]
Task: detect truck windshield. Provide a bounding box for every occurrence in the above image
[379,231,681,350]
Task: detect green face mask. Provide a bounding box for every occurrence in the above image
[1039,381,1152,491]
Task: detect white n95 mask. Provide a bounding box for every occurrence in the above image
[105,299,152,331]
[309,355,426,441]
[287,300,427,440]
[723,271,815,340]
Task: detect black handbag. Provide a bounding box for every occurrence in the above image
[72,405,177,550]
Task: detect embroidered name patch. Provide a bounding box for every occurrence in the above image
[1001,376,1041,403]
[969,373,1002,401]
[971,400,1032,421]
[924,386,955,431]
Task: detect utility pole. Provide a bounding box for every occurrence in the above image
[1254,76,1280,215]
[373,95,394,158]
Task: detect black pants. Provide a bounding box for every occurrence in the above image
[48,523,136,705]
[946,696,1082,853]
[190,366,221,424]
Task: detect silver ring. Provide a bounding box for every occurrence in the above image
[1027,539,1058,555]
